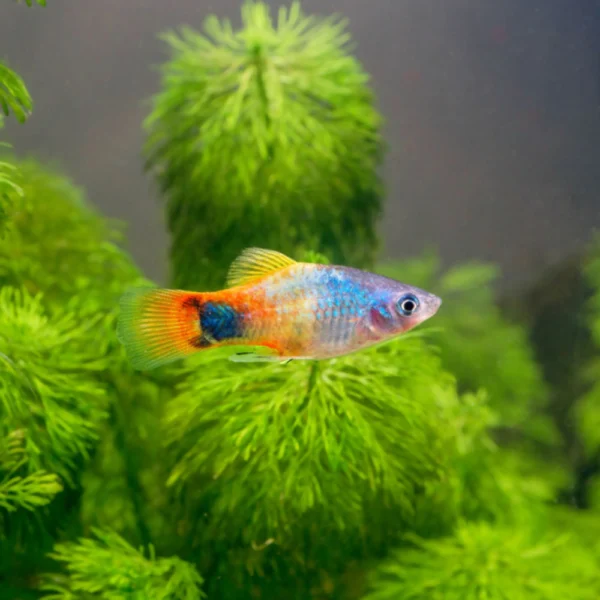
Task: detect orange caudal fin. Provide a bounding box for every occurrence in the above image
[116,287,204,370]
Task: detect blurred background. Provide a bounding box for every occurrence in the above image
[1,0,599,291]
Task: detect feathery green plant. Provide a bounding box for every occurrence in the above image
[0,62,33,123]
[0,142,23,233]
[157,338,541,597]
[0,430,62,514]
[165,338,451,544]
[0,157,176,593]
[144,0,384,290]
[377,255,567,500]
[41,528,205,600]
[0,285,109,485]
[0,62,32,232]
[1,0,41,234]
[0,157,149,309]
[377,254,549,430]
[362,521,599,600]
[0,285,109,586]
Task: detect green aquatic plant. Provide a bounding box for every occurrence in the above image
[362,521,600,600]
[377,255,570,508]
[0,156,187,594]
[0,62,32,232]
[41,528,205,600]
[0,283,109,582]
[166,340,454,544]
[0,143,23,234]
[144,0,384,289]
[0,430,62,514]
[161,351,533,598]
[0,62,33,123]
[377,254,548,428]
[0,0,39,231]
[0,286,109,485]
[0,157,149,310]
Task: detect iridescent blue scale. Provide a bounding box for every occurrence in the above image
[299,265,372,351]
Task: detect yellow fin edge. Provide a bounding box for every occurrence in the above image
[226,247,297,287]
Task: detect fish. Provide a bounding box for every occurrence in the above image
[116,247,442,370]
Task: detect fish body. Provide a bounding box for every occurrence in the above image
[117,248,441,370]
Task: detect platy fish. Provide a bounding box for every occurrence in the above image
[117,248,442,370]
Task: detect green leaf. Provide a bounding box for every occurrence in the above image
[0,62,33,123]
[0,471,62,513]
[0,429,63,513]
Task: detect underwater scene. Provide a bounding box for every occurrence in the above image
[1,0,600,598]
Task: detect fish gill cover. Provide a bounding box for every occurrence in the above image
[0,1,599,599]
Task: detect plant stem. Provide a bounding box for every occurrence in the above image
[110,390,151,547]
[298,362,319,413]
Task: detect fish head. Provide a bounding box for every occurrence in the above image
[366,282,442,338]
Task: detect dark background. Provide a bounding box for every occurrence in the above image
[1,0,599,291]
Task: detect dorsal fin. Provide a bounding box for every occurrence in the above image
[226,247,297,287]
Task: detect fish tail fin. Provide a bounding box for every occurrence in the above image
[117,287,205,370]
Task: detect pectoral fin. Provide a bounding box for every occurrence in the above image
[227,344,283,363]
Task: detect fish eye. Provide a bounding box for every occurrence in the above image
[397,294,419,316]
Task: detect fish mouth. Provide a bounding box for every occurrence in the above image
[423,293,442,318]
